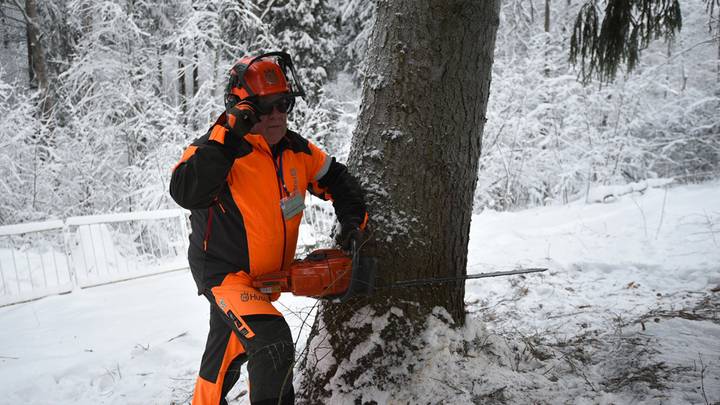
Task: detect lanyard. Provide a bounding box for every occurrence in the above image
[275,151,290,196]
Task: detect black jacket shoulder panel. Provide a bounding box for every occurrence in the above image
[169,128,237,210]
[191,132,211,146]
[317,159,367,226]
[284,130,312,156]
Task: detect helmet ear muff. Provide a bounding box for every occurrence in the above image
[224,63,246,111]
[225,94,240,112]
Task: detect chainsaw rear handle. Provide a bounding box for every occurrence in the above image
[337,239,376,303]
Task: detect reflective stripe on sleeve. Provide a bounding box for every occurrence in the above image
[313,155,332,181]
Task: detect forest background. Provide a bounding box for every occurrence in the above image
[0,0,718,225]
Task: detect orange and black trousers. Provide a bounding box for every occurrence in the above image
[192,284,295,405]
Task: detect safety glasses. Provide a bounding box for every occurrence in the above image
[254,95,295,115]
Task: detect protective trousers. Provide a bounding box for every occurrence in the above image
[192,273,295,405]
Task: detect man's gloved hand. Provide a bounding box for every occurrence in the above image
[225,101,260,142]
[335,221,363,252]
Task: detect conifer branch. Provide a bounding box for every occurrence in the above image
[570,0,682,84]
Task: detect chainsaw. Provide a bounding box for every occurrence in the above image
[252,240,547,303]
[252,240,376,302]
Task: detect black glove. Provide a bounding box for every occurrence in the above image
[225,101,259,142]
[335,221,363,251]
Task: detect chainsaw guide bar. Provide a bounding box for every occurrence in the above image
[252,241,546,302]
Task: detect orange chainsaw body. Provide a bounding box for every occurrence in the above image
[252,249,353,297]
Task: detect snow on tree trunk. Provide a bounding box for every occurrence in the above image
[297,0,500,402]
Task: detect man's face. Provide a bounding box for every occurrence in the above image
[250,95,290,145]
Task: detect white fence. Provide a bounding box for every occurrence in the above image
[0,209,189,307]
[0,220,71,307]
[0,198,336,307]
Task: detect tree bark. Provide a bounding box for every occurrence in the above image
[545,0,551,33]
[178,44,187,118]
[25,0,47,92]
[192,51,199,130]
[26,20,35,85]
[22,0,53,164]
[156,45,163,97]
[192,52,199,98]
[24,0,52,117]
[545,0,551,76]
[297,0,500,402]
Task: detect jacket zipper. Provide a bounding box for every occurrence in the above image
[203,206,213,251]
[203,199,225,251]
[271,153,288,273]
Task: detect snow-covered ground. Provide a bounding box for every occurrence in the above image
[1,180,718,404]
[460,179,720,404]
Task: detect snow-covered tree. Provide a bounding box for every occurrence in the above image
[259,0,339,103]
[297,1,502,402]
[475,0,720,210]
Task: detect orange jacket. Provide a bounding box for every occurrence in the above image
[170,114,366,292]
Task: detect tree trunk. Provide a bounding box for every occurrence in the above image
[23,0,53,164]
[26,22,35,85]
[25,0,47,91]
[544,0,551,76]
[25,0,52,117]
[156,45,163,97]
[544,0,551,33]
[178,44,187,118]
[192,52,199,98]
[297,0,500,402]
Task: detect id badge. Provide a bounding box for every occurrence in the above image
[280,192,305,220]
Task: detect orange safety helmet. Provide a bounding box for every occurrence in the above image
[224,51,306,111]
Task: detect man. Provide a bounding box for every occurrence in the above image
[169,52,367,405]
